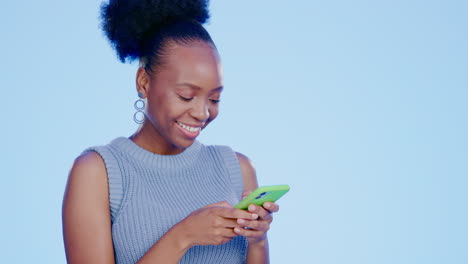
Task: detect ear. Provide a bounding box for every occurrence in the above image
[136,67,150,98]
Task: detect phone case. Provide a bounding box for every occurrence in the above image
[234,184,290,210]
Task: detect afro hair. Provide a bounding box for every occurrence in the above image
[100,0,210,63]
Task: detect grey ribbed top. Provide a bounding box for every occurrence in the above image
[83,137,247,264]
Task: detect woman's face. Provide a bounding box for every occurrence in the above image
[138,41,223,153]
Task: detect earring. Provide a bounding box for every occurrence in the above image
[133,92,146,124]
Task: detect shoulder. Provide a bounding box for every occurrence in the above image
[235,152,259,191]
[63,151,114,263]
[235,152,254,175]
[64,151,109,210]
[203,144,259,190]
[73,151,105,170]
[64,151,108,216]
[70,151,107,183]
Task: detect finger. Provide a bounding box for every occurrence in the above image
[204,201,233,208]
[212,232,236,244]
[220,227,240,238]
[234,227,267,239]
[262,202,279,213]
[218,207,258,220]
[247,204,271,220]
[214,217,241,228]
[236,219,269,232]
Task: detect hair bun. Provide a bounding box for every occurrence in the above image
[100,0,210,62]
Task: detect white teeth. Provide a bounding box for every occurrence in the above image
[177,121,201,133]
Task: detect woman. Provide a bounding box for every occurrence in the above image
[62,0,280,263]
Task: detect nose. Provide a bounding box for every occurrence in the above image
[190,99,210,122]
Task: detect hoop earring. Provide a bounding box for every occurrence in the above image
[133,93,146,124]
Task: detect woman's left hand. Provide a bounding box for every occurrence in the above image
[233,192,280,244]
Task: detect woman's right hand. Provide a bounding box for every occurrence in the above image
[175,201,259,248]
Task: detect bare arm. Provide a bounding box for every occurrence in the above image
[62,152,188,264]
[63,152,255,263]
[235,152,270,264]
[136,225,190,264]
[62,152,115,264]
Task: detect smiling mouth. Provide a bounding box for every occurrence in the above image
[176,121,202,133]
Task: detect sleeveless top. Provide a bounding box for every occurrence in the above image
[83,137,248,264]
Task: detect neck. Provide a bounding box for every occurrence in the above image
[130,121,185,155]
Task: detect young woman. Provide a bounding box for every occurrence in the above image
[62,1,280,263]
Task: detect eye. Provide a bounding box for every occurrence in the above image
[209,99,221,104]
[178,95,193,102]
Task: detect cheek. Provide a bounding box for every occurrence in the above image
[147,95,177,118]
[145,101,171,126]
[208,104,219,121]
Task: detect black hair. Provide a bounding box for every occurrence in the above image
[100,0,214,72]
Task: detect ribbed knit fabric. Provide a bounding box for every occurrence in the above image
[83,137,247,264]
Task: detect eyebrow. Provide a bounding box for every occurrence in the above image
[177,83,223,92]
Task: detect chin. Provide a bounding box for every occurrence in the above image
[172,137,196,150]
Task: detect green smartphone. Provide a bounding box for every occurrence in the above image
[234,184,290,210]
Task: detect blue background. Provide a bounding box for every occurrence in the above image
[1,1,467,263]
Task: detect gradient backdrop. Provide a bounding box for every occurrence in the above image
[1,1,467,263]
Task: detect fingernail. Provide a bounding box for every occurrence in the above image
[238,219,246,224]
[234,227,241,233]
[264,203,271,209]
[252,213,259,219]
[248,204,256,212]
